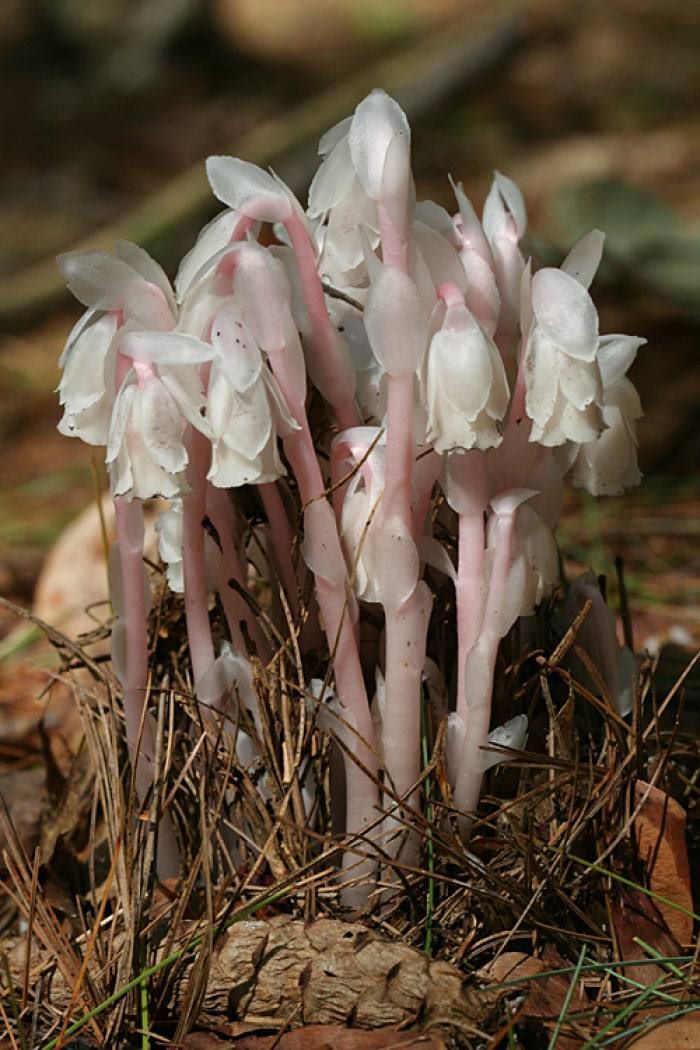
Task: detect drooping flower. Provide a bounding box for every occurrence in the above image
[425,283,509,453]
[206,302,296,488]
[523,266,604,446]
[571,334,645,495]
[308,88,413,287]
[57,242,178,445]
[106,332,212,500]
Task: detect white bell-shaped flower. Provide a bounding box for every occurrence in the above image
[57,312,119,445]
[572,334,645,495]
[206,303,296,488]
[105,331,211,501]
[524,267,604,446]
[57,243,179,446]
[425,285,509,453]
[308,89,413,288]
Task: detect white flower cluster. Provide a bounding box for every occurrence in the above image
[56,89,645,870]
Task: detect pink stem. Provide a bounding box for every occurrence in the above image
[453,507,518,838]
[113,498,179,878]
[452,452,489,724]
[258,481,298,614]
[266,344,379,876]
[182,428,217,697]
[284,212,361,432]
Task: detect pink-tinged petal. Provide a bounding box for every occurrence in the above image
[57,250,141,311]
[308,136,355,218]
[59,312,117,411]
[106,379,137,464]
[414,200,459,244]
[139,379,188,474]
[175,210,251,300]
[348,89,410,202]
[450,176,494,265]
[364,265,429,375]
[235,244,291,353]
[210,306,263,390]
[119,330,213,366]
[561,230,605,289]
[115,240,175,312]
[531,268,598,360]
[413,221,468,296]
[483,171,527,242]
[206,156,293,223]
[462,251,500,337]
[597,334,646,388]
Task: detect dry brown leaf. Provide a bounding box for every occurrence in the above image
[610,887,682,987]
[0,766,45,864]
[634,781,693,944]
[198,1024,449,1048]
[481,951,586,1049]
[625,1011,700,1048]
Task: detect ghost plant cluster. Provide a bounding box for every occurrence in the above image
[57,89,643,898]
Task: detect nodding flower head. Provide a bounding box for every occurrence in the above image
[425,282,510,453]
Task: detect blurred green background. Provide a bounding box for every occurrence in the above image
[0,0,699,650]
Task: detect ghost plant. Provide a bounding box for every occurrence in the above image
[57,88,644,897]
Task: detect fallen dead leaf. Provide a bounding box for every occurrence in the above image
[184,1025,449,1048]
[625,1011,700,1048]
[634,780,693,944]
[610,886,682,987]
[480,951,587,1050]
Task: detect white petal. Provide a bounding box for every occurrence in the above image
[206,156,293,223]
[307,137,356,218]
[59,312,117,412]
[175,209,248,300]
[140,379,188,474]
[348,89,410,202]
[561,230,605,289]
[531,268,598,361]
[57,250,140,311]
[106,379,137,464]
[119,330,214,366]
[483,171,527,242]
[597,334,646,388]
[115,240,175,312]
[211,305,263,390]
[364,265,429,375]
